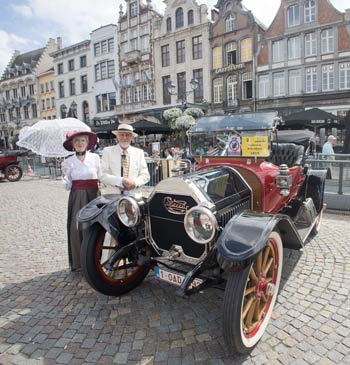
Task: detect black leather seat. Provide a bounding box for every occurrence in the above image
[269,143,305,167]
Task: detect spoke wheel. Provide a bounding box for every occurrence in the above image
[5,165,23,182]
[80,224,150,296]
[223,231,283,354]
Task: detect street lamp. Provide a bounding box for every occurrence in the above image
[167,78,199,110]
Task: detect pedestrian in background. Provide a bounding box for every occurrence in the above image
[61,130,101,271]
[322,135,337,179]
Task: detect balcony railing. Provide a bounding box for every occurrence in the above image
[124,50,141,64]
[223,99,240,109]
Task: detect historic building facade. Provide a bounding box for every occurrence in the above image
[153,0,211,112]
[50,40,92,124]
[210,0,266,114]
[37,67,56,120]
[256,0,350,119]
[0,38,60,149]
[90,24,119,137]
[115,0,162,124]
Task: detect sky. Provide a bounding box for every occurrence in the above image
[0,0,348,76]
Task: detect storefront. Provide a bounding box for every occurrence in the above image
[92,118,118,146]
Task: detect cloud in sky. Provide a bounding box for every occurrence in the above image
[0,0,348,75]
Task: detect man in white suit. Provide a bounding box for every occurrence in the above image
[100,123,150,194]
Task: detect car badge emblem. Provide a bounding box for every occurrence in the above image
[163,197,189,215]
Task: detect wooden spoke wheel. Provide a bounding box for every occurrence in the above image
[223,231,283,353]
[5,165,23,182]
[80,224,150,296]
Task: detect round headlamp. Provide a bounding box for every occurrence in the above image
[184,206,217,244]
[116,197,140,227]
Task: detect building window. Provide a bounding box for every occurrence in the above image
[258,75,269,99]
[95,61,114,81]
[227,75,238,102]
[94,43,101,56]
[45,82,49,92]
[80,55,87,68]
[96,92,116,112]
[130,38,137,51]
[29,84,35,95]
[120,42,128,57]
[241,38,252,62]
[289,69,302,95]
[20,86,26,97]
[46,98,50,109]
[68,59,75,71]
[339,62,350,90]
[306,67,317,93]
[225,14,235,32]
[5,90,10,100]
[322,64,334,91]
[57,63,63,75]
[50,81,54,91]
[305,32,317,57]
[69,79,76,96]
[24,106,29,119]
[58,81,64,98]
[177,72,186,100]
[81,75,88,93]
[41,99,45,110]
[287,4,300,27]
[161,45,170,67]
[212,46,222,69]
[143,84,150,100]
[82,101,89,123]
[193,69,203,102]
[40,84,44,93]
[162,75,171,104]
[304,0,316,23]
[272,40,284,63]
[108,38,114,52]
[273,72,285,97]
[141,35,149,52]
[32,103,37,118]
[166,17,172,32]
[192,35,202,60]
[130,2,137,17]
[288,36,301,60]
[188,10,194,25]
[101,40,107,54]
[213,78,223,104]
[321,29,334,54]
[242,72,252,99]
[226,42,237,65]
[51,97,55,108]
[176,8,184,28]
[134,86,141,102]
[176,40,185,63]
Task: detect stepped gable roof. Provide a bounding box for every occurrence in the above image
[11,47,45,68]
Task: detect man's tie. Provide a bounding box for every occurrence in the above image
[121,150,129,178]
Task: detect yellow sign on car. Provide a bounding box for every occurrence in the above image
[241,136,269,157]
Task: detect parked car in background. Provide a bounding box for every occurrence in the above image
[77,112,326,353]
[0,150,26,182]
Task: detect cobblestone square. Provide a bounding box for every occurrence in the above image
[0,177,349,364]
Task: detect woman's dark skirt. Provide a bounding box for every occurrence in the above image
[67,188,99,270]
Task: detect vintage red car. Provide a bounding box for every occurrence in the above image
[77,112,326,353]
[0,150,25,182]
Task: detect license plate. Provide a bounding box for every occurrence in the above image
[154,267,203,288]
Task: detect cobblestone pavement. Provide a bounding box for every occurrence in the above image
[0,177,349,365]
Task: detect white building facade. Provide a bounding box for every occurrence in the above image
[90,24,119,134]
[50,40,92,125]
[153,0,211,109]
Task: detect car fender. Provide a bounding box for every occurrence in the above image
[216,211,303,270]
[303,168,327,212]
[77,194,122,237]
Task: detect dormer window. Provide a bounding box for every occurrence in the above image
[176,8,184,28]
[304,0,316,23]
[166,17,172,32]
[188,10,194,25]
[225,14,235,32]
[287,4,300,27]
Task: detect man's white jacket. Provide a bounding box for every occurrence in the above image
[100,144,150,194]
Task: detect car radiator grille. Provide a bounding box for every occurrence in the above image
[148,193,206,259]
[218,197,251,227]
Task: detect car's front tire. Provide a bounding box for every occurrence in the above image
[223,230,283,353]
[5,165,23,182]
[80,224,150,296]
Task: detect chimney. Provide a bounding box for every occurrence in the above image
[56,37,62,50]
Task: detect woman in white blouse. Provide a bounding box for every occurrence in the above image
[62,131,101,271]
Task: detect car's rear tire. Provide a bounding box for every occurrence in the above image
[223,231,283,354]
[80,224,150,296]
[5,165,23,182]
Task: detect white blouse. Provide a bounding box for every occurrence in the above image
[61,152,101,190]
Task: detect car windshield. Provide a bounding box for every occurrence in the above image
[189,112,278,158]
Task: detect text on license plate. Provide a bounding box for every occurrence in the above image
[155,267,203,288]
